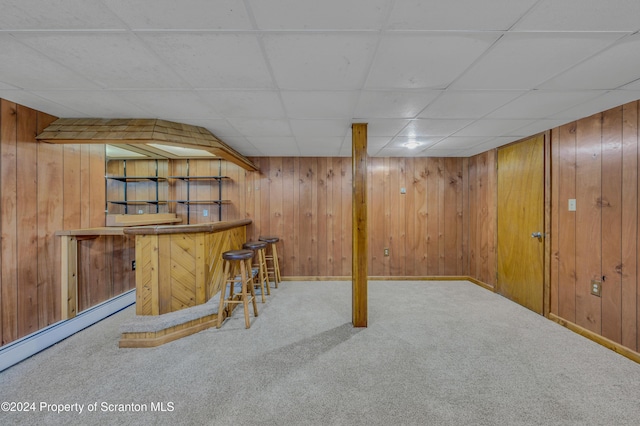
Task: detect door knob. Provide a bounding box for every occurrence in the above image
[531,232,543,238]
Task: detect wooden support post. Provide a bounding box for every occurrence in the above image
[352,123,368,327]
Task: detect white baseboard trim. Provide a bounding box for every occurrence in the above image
[0,289,135,372]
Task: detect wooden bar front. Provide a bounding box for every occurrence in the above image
[123,219,251,316]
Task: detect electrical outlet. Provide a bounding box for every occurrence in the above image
[400,187,406,194]
[132,260,136,271]
[590,280,601,297]
[203,209,208,217]
[138,209,144,214]
[384,248,389,257]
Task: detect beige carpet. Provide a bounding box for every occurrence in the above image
[1,280,640,425]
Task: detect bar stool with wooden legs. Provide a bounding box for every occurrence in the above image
[217,249,258,329]
[259,236,281,288]
[242,241,270,303]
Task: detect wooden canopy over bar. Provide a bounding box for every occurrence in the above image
[36,118,258,171]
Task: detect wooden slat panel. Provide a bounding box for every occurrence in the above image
[369,157,385,276]
[135,235,154,315]
[298,158,313,275]
[601,107,623,343]
[36,111,63,328]
[486,150,498,286]
[282,157,296,277]
[426,158,439,275]
[16,105,39,337]
[405,158,416,276]
[461,157,469,276]
[621,102,638,351]
[326,158,336,276]
[575,114,602,333]
[317,158,328,277]
[1,100,18,344]
[414,159,428,275]
[467,155,478,279]
[557,123,577,322]
[270,157,284,273]
[390,158,406,275]
[444,157,459,275]
[340,157,352,276]
[550,128,560,316]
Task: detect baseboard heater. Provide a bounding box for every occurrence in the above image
[0,289,135,372]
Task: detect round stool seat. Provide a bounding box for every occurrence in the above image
[222,249,254,261]
[259,236,279,243]
[243,241,267,251]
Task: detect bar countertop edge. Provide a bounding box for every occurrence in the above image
[122,218,252,235]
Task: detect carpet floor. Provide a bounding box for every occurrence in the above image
[1,280,639,425]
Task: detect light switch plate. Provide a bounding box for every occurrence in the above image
[568,199,576,211]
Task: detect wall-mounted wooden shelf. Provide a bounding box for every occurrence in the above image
[171,200,231,205]
[105,176,167,182]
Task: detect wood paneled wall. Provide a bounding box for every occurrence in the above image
[0,99,135,347]
[239,157,470,277]
[551,100,640,352]
[467,150,498,288]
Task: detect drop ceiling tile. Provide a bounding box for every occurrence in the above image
[343,133,393,156]
[16,33,186,89]
[248,0,391,30]
[621,79,640,90]
[281,91,359,119]
[508,119,572,137]
[462,137,522,157]
[221,136,263,156]
[0,35,99,90]
[366,136,394,150]
[171,119,242,137]
[117,90,221,119]
[0,82,19,90]
[376,147,412,157]
[487,91,606,119]
[290,119,350,138]
[227,118,292,137]
[390,136,443,149]
[365,33,499,89]
[0,0,126,30]
[245,137,299,156]
[431,136,492,149]
[419,149,464,157]
[354,90,441,118]
[387,0,537,31]
[454,119,533,137]
[0,90,85,117]
[453,33,623,90]
[31,90,149,117]
[104,0,252,30]
[366,119,411,136]
[263,34,378,90]
[553,90,640,120]
[140,33,273,88]
[514,0,640,32]
[295,137,344,156]
[198,91,284,118]
[539,34,640,90]
[399,119,472,137]
[419,91,524,119]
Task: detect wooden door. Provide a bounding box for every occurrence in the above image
[497,135,545,314]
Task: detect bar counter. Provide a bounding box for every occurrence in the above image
[123,219,252,316]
